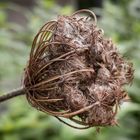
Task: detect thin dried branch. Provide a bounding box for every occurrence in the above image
[0,88,25,103]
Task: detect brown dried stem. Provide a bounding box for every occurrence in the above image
[0,88,25,103]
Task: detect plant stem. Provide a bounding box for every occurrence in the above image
[0,87,25,103]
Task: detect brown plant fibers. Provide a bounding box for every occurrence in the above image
[24,9,134,129]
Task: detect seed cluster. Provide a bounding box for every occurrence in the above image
[24,9,133,129]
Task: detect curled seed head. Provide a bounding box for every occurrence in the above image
[24,9,134,129]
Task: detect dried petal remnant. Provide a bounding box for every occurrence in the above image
[24,9,134,129]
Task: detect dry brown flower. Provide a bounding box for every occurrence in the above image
[23,9,134,129]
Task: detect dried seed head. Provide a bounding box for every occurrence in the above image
[23,9,134,129]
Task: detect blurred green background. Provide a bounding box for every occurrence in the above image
[0,0,140,140]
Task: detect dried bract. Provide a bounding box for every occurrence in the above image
[24,9,134,129]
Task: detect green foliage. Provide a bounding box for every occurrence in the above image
[0,0,140,140]
[0,98,62,140]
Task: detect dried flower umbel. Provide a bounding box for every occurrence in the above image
[24,9,134,129]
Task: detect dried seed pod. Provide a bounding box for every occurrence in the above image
[23,9,134,129]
